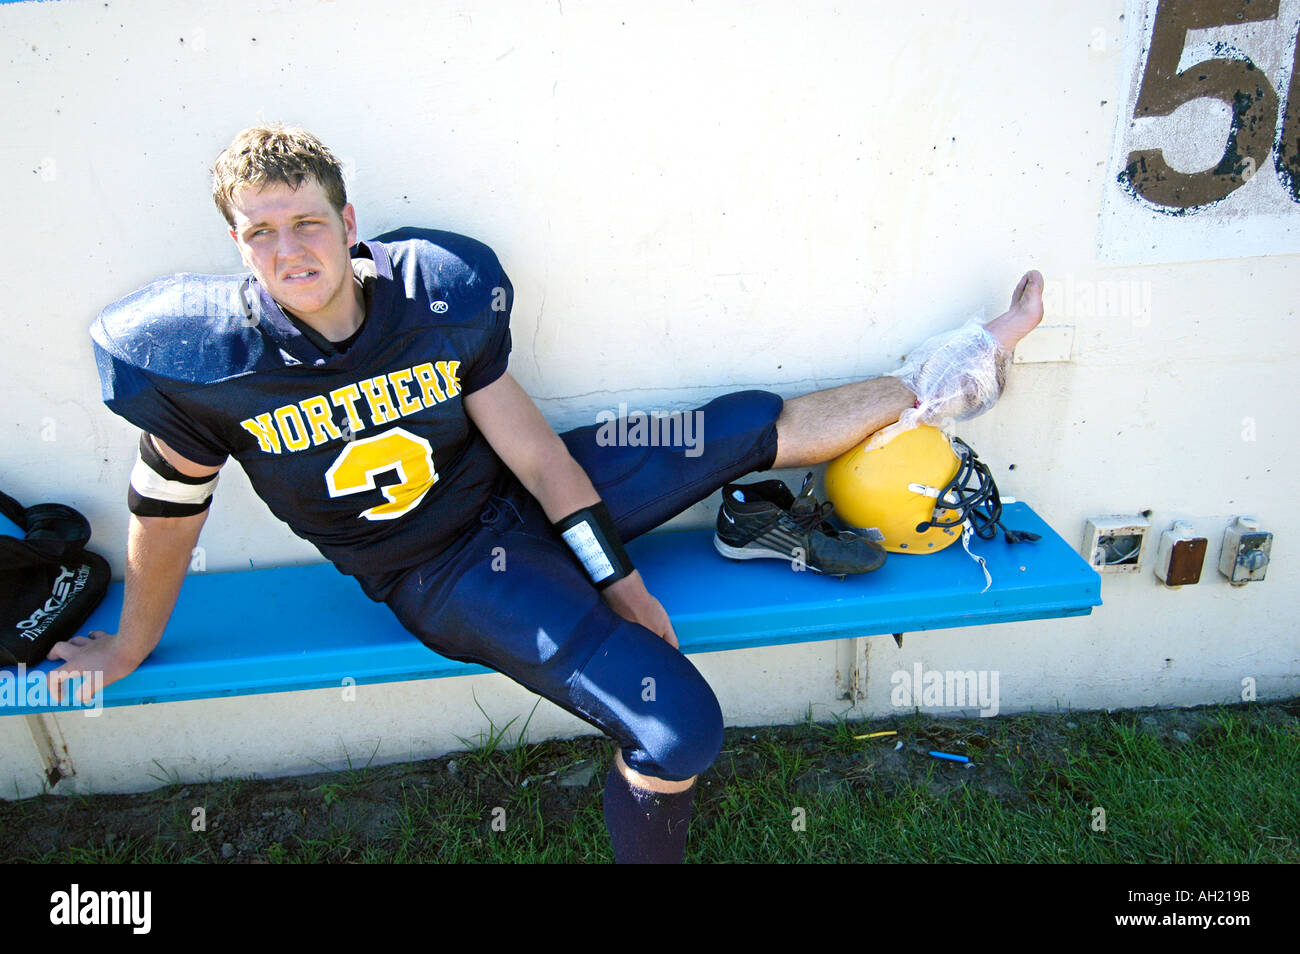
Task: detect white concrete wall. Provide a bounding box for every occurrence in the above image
[2,0,1296,797]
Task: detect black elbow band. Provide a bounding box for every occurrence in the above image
[553,501,635,590]
[127,433,218,517]
[127,486,212,518]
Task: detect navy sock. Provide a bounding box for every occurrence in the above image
[602,762,697,864]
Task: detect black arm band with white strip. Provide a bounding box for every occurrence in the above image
[553,501,635,590]
[127,433,219,517]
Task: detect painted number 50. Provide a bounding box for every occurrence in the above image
[1121,0,1300,208]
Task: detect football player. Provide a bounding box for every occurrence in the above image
[51,123,1043,863]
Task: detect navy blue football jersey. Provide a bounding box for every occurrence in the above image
[90,228,515,576]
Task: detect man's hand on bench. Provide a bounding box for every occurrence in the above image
[42,445,215,707]
[47,630,147,705]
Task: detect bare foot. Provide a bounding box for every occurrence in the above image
[984,270,1044,352]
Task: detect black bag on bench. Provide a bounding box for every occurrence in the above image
[0,491,110,667]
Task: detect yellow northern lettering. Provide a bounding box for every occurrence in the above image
[240,413,282,454]
[329,384,366,434]
[413,362,446,405]
[300,395,343,445]
[387,368,424,416]
[435,360,462,399]
[274,404,311,452]
[360,376,400,426]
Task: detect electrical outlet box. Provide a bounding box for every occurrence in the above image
[1218,516,1271,586]
[1154,521,1207,587]
[1083,515,1149,574]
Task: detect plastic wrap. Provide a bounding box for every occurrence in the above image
[886,316,1011,433]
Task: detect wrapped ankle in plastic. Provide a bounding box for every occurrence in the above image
[887,317,1011,431]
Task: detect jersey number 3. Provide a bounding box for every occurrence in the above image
[324,427,438,521]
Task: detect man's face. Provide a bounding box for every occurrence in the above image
[227,177,358,326]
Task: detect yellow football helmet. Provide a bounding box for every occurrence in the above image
[825,424,1001,554]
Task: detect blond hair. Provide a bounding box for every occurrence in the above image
[211,123,347,226]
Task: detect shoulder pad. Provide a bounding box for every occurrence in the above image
[370,228,508,320]
[90,273,269,387]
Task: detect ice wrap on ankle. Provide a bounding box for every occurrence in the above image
[887,317,1012,434]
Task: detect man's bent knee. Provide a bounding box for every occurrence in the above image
[623,683,724,782]
[570,620,725,783]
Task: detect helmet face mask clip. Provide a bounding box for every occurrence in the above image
[916,437,1000,536]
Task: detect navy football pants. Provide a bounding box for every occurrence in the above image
[376,390,783,782]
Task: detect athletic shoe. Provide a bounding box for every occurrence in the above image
[713,472,886,575]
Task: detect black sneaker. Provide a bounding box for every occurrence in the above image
[714,472,886,575]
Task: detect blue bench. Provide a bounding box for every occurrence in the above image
[2,502,1099,715]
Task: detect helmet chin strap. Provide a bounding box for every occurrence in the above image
[905,482,991,589]
[960,521,993,594]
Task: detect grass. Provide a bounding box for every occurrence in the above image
[2,700,1296,863]
[453,693,545,782]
